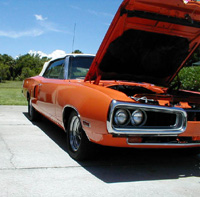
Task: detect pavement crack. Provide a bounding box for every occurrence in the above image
[0,135,16,169]
[1,124,23,125]
[0,165,82,171]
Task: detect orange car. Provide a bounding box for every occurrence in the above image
[23,0,200,160]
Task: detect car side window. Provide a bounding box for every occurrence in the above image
[68,56,94,79]
[43,59,65,79]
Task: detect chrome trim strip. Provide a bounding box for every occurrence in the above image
[107,100,187,135]
[62,105,81,131]
[62,104,91,141]
[127,142,200,147]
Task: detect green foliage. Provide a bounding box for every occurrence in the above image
[177,66,200,92]
[0,54,14,80]
[14,54,49,80]
[171,45,200,92]
[0,63,10,80]
[72,49,83,54]
[0,53,50,81]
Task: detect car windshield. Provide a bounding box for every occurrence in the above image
[68,56,94,79]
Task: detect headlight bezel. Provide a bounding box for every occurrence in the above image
[107,100,187,136]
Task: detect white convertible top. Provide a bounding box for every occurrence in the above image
[39,53,95,76]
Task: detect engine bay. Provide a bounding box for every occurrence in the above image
[108,84,200,121]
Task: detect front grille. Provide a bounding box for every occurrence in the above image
[107,100,187,135]
[145,111,176,126]
[185,109,200,121]
[112,109,177,128]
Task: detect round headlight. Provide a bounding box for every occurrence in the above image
[131,110,146,126]
[114,109,129,125]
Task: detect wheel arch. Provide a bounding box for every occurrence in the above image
[26,85,36,101]
[62,105,80,132]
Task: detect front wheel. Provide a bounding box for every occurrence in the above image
[66,111,93,161]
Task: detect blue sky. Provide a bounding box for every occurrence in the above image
[0,0,122,57]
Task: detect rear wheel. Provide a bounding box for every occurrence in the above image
[66,111,93,161]
[28,99,41,121]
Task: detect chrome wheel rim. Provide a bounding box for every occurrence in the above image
[69,116,81,152]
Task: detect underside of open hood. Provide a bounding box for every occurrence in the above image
[85,0,200,86]
[97,29,189,85]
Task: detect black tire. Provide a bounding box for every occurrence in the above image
[28,99,41,121]
[66,111,94,161]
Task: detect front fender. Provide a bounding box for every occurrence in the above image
[57,82,113,139]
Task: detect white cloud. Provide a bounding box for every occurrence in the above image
[0,29,44,38]
[34,14,70,34]
[39,21,62,33]
[29,50,48,58]
[87,9,114,18]
[70,5,81,10]
[0,14,69,39]
[29,49,67,59]
[35,14,47,21]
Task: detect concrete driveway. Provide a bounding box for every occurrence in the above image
[0,105,200,197]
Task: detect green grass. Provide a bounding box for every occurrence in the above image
[0,81,27,105]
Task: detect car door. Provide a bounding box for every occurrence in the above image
[55,56,70,125]
[37,58,66,120]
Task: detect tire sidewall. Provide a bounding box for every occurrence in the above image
[28,99,34,121]
[66,111,90,161]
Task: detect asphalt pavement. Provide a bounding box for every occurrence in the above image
[0,105,200,197]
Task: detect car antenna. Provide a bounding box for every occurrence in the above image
[72,23,76,53]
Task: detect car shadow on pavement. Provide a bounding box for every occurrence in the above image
[81,147,200,183]
[23,112,200,183]
[23,112,68,152]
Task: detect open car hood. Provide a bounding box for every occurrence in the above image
[85,0,200,86]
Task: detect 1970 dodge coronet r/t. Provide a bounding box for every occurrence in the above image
[23,0,200,160]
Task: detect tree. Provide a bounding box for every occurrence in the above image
[0,53,50,81]
[14,54,49,80]
[20,67,36,79]
[0,63,10,80]
[0,54,15,80]
[72,50,83,54]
